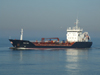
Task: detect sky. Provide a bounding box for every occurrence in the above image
[0,0,100,39]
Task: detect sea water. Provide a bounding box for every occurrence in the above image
[0,37,100,75]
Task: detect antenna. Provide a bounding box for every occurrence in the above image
[20,29,23,40]
[76,18,79,28]
[75,14,79,29]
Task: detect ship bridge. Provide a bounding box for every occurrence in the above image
[66,18,90,42]
[67,27,83,32]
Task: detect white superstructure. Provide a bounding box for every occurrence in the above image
[66,18,90,42]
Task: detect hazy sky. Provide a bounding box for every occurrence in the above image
[1,0,100,39]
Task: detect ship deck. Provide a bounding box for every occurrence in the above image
[32,41,75,46]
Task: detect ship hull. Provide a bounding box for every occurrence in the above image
[9,39,92,49]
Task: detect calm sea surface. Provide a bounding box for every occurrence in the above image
[0,37,100,75]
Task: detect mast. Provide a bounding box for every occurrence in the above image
[20,29,23,40]
[75,17,79,29]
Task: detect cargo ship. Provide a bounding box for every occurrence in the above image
[9,18,92,49]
